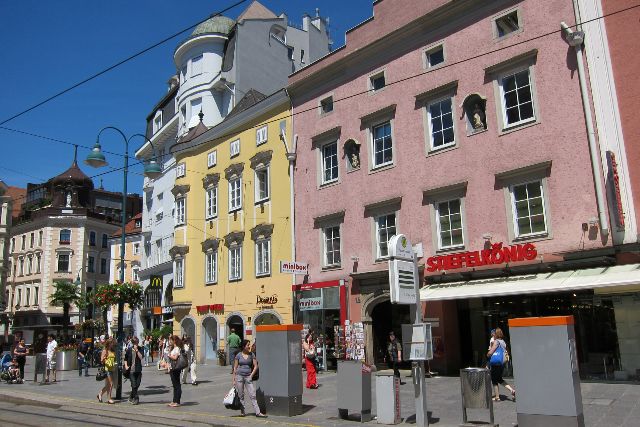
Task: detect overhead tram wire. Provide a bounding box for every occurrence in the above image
[1,3,638,191]
[0,0,251,127]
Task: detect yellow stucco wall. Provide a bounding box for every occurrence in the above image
[172,98,293,357]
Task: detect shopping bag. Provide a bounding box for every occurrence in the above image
[223,387,242,410]
[489,345,505,366]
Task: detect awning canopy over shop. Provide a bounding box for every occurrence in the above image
[420,263,640,301]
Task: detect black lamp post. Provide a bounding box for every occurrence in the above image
[85,127,161,400]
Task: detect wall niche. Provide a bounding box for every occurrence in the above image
[461,93,487,135]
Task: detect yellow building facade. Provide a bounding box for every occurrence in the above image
[169,90,294,363]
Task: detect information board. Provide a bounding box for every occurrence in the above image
[401,323,433,361]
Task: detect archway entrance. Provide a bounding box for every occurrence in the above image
[202,317,218,362]
[371,300,411,365]
[226,314,245,365]
[254,312,281,326]
[181,317,195,340]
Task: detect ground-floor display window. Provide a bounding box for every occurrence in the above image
[456,290,640,381]
[296,286,340,370]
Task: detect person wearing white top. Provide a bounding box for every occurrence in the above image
[45,334,58,383]
[180,337,198,385]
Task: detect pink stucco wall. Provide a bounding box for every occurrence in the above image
[291,0,610,288]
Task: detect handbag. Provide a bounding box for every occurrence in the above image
[171,351,189,371]
[95,366,107,381]
[223,387,242,410]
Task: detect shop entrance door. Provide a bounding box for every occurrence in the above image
[202,317,217,361]
[371,300,411,366]
[181,318,195,340]
[227,315,244,340]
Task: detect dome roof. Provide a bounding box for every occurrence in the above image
[52,161,94,189]
[191,16,235,36]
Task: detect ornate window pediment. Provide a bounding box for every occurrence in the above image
[250,223,274,241]
[250,150,273,170]
[169,244,189,259]
[224,163,244,179]
[202,173,220,189]
[201,237,221,252]
[224,231,245,248]
[171,184,191,198]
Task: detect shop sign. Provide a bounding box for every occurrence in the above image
[607,151,625,229]
[299,296,323,311]
[256,294,278,306]
[388,234,419,305]
[150,275,163,288]
[161,306,173,314]
[426,242,537,272]
[280,261,308,275]
[209,304,224,312]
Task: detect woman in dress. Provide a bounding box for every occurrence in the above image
[302,333,318,389]
[97,338,116,404]
[232,339,266,417]
[487,328,516,401]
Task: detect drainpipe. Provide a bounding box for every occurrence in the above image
[283,89,298,322]
[561,22,609,239]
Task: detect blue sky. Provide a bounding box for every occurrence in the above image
[0,0,372,193]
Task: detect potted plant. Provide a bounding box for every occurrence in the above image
[56,343,79,371]
[49,279,86,341]
[217,348,227,366]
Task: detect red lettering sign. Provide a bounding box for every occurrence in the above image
[426,242,537,272]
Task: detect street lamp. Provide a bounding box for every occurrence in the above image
[85,127,161,400]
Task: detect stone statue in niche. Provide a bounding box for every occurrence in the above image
[472,103,486,130]
[65,191,72,207]
[345,140,360,170]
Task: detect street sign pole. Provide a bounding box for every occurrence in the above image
[388,235,428,427]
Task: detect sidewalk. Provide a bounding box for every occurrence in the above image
[0,357,638,426]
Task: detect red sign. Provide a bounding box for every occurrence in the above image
[426,242,537,272]
[607,151,625,229]
[209,304,224,312]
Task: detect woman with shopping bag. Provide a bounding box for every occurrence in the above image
[232,339,267,417]
[487,328,516,402]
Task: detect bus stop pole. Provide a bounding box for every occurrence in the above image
[412,252,428,427]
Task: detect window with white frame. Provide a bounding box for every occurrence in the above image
[427,97,455,150]
[230,139,240,157]
[229,246,242,281]
[207,150,217,168]
[89,231,96,246]
[133,243,140,255]
[511,180,547,237]
[36,254,41,273]
[19,257,24,275]
[100,258,107,274]
[88,255,95,273]
[426,45,445,68]
[255,239,270,277]
[38,231,43,246]
[34,287,39,306]
[206,186,218,219]
[370,72,386,91]
[494,10,520,38]
[26,288,30,306]
[321,141,338,184]
[176,163,186,178]
[256,125,268,146]
[175,197,185,225]
[205,251,217,284]
[191,55,203,76]
[102,233,108,248]
[132,267,140,282]
[57,254,70,272]
[153,112,162,134]
[30,233,34,248]
[323,225,341,267]
[375,213,396,258]
[175,258,184,288]
[229,177,242,212]
[500,68,535,128]
[320,96,334,114]
[155,208,164,223]
[436,199,464,249]
[255,167,269,203]
[27,255,32,275]
[59,229,71,244]
[17,288,22,307]
[189,98,202,128]
[21,235,25,250]
[372,122,393,168]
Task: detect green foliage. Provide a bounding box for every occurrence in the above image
[144,325,173,351]
[49,280,86,309]
[94,282,144,309]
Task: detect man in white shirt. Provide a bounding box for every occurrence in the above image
[45,334,58,383]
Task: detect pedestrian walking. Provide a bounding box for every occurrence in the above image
[124,337,143,405]
[167,335,185,407]
[232,339,267,418]
[13,339,27,381]
[143,336,151,367]
[227,328,241,374]
[45,334,58,383]
[163,335,171,373]
[487,327,515,402]
[386,331,405,383]
[303,333,318,389]
[76,340,88,376]
[97,338,116,404]
[181,336,198,385]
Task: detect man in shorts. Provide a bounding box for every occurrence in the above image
[45,334,58,383]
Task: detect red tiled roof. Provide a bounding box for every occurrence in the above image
[110,213,142,237]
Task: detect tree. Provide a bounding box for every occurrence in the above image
[50,280,86,341]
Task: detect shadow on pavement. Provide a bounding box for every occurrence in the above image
[404,412,439,424]
[137,388,169,396]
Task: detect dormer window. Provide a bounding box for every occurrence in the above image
[153,112,162,134]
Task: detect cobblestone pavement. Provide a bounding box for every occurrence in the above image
[0,357,637,426]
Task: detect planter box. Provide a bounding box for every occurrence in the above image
[56,351,78,371]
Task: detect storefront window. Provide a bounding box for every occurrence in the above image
[296,287,341,370]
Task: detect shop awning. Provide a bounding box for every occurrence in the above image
[420,263,640,301]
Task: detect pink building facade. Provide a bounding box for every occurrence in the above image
[289,0,640,378]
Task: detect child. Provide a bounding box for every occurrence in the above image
[9,357,22,383]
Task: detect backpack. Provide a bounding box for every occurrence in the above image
[489,340,507,366]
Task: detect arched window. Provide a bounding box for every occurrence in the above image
[59,229,71,244]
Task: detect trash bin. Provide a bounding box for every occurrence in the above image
[375,370,401,424]
[34,353,47,383]
[460,368,495,426]
[337,360,372,422]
